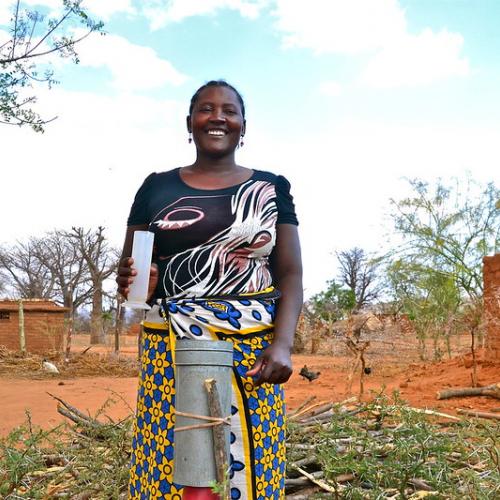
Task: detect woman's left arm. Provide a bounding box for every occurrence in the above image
[246,224,303,385]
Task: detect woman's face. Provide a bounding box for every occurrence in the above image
[188,86,246,158]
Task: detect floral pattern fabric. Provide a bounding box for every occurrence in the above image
[128,295,286,500]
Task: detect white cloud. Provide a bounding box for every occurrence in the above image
[0,4,13,25]
[240,118,500,295]
[361,28,469,87]
[273,0,406,55]
[0,87,190,247]
[75,33,187,90]
[272,0,469,87]
[81,0,136,20]
[141,0,268,30]
[319,80,342,97]
[2,90,499,298]
[0,0,134,29]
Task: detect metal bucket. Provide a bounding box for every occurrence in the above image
[173,339,233,487]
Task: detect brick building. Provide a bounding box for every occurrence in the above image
[483,254,500,360]
[0,299,68,353]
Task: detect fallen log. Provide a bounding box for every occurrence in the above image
[436,383,500,400]
[457,409,500,421]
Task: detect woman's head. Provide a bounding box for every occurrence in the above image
[187,80,246,157]
[188,80,245,119]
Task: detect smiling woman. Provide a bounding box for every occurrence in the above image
[116,80,303,500]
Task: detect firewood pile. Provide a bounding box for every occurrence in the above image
[0,346,139,378]
[1,393,499,498]
[284,395,500,499]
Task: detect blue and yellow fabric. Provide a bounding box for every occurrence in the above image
[128,293,286,500]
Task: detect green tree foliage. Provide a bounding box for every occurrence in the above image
[309,279,356,322]
[389,177,500,301]
[387,177,500,359]
[0,0,104,132]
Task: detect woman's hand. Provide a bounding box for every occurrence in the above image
[246,338,293,386]
[116,257,158,300]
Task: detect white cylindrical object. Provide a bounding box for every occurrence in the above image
[123,230,154,310]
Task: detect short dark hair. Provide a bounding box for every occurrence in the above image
[189,80,246,118]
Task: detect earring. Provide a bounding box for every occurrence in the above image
[188,132,192,144]
[240,135,244,147]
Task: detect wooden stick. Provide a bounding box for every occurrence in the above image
[371,405,461,421]
[408,408,461,422]
[289,400,330,421]
[437,383,500,400]
[289,464,337,493]
[409,478,434,491]
[296,403,334,423]
[205,378,229,500]
[285,486,322,499]
[286,471,324,486]
[48,393,97,423]
[299,409,334,425]
[289,395,316,417]
[457,409,500,420]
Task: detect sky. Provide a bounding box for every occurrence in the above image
[1,0,499,298]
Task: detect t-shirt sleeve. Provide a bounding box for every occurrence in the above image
[127,173,157,226]
[276,175,299,225]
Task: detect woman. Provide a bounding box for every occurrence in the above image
[117,80,303,500]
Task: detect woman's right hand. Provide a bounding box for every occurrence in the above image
[116,257,159,300]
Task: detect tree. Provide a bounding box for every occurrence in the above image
[67,226,118,344]
[387,259,461,360]
[0,238,57,298]
[310,279,356,324]
[389,177,500,301]
[0,0,104,132]
[0,227,118,346]
[336,247,382,311]
[387,177,500,360]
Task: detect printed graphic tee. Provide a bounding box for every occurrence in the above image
[127,168,298,299]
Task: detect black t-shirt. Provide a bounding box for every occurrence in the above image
[128,167,298,299]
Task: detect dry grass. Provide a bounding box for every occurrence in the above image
[0,346,139,379]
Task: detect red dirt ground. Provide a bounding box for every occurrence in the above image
[2,350,499,437]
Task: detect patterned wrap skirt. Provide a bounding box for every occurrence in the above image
[128,293,286,500]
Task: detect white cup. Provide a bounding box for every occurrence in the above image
[123,230,155,310]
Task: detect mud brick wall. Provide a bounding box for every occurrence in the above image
[0,302,66,353]
[483,255,500,360]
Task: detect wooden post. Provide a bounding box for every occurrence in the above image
[18,299,26,355]
[114,294,123,354]
[204,378,229,500]
[65,286,73,362]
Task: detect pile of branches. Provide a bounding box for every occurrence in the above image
[0,346,139,378]
[285,395,500,499]
[1,394,499,498]
[0,395,133,498]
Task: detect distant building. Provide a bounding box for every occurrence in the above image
[483,254,500,360]
[0,299,69,353]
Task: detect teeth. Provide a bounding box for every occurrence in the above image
[207,130,225,136]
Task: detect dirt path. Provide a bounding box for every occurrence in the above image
[2,353,499,437]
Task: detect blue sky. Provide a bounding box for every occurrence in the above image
[1,0,499,297]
